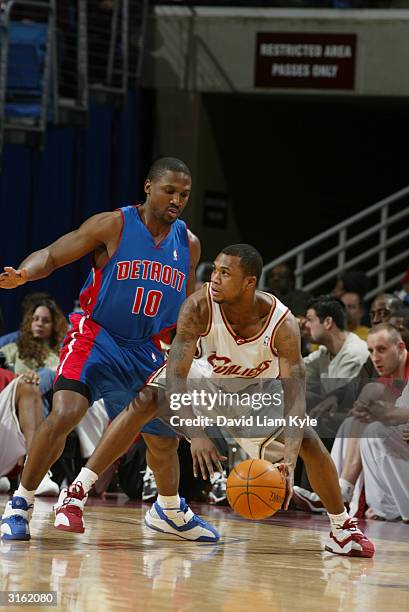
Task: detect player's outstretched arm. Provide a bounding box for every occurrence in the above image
[0,211,122,289]
[167,289,226,478]
[274,313,306,509]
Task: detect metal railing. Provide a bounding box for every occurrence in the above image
[88,0,150,103]
[56,0,88,122]
[151,1,406,7]
[260,185,409,300]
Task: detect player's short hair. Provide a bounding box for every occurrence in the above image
[221,244,263,282]
[368,323,403,343]
[307,295,347,331]
[147,157,191,181]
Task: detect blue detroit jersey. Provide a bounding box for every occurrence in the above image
[79,205,190,347]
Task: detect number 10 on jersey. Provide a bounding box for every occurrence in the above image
[132,288,163,317]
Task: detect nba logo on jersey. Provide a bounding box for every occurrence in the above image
[151,352,157,362]
[173,249,178,261]
[263,335,270,347]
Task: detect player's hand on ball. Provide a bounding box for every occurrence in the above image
[0,267,28,289]
[190,437,227,480]
[277,463,294,511]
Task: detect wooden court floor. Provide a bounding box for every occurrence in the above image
[0,493,408,612]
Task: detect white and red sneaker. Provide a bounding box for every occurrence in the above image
[293,486,325,513]
[53,483,88,533]
[325,518,375,558]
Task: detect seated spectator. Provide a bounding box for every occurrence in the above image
[301,294,406,441]
[294,295,368,491]
[0,370,111,498]
[341,291,369,341]
[266,263,311,314]
[324,376,409,521]
[303,295,369,405]
[0,297,67,374]
[0,298,67,420]
[368,293,402,326]
[331,270,370,301]
[294,323,409,515]
[360,384,409,522]
[0,368,58,497]
[295,293,409,498]
[0,292,53,349]
[331,324,409,511]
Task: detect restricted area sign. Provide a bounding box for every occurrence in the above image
[255,32,357,90]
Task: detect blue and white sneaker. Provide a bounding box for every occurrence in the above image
[1,497,33,541]
[145,498,220,542]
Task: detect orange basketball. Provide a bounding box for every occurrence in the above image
[226,459,286,520]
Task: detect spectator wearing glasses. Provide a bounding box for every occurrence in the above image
[368,294,402,327]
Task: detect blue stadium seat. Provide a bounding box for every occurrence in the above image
[3,22,52,120]
[0,0,57,161]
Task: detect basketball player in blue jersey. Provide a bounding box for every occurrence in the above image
[0,157,218,543]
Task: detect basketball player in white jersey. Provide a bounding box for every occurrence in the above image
[46,244,374,557]
[154,244,375,558]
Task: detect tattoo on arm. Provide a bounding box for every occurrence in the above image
[167,292,208,383]
[274,315,306,465]
[165,292,209,437]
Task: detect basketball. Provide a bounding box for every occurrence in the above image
[226,459,286,520]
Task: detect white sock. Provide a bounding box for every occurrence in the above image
[328,508,349,530]
[157,494,180,509]
[72,468,98,494]
[339,478,354,503]
[15,485,35,506]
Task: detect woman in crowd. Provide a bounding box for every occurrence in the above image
[0,298,67,374]
[0,298,67,496]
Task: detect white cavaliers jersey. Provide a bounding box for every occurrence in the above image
[197,283,289,383]
[147,284,289,455]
